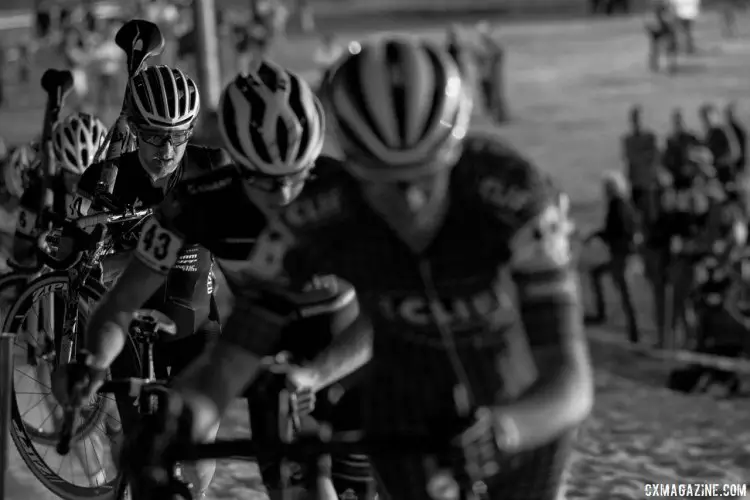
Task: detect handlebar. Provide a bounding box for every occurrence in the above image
[36,208,151,271]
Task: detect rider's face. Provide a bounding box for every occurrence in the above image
[242,168,311,209]
[359,168,452,225]
[136,127,192,181]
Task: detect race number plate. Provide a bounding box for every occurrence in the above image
[135,218,184,274]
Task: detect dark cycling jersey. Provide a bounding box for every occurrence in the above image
[138,134,578,500]
[75,145,228,340]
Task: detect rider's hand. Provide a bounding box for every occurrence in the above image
[50,351,106,407]
[455,408,518,480]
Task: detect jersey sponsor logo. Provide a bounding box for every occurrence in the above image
[283,189,342,227]
[185,174,234,194]
[135,218,184,274]
[218,218,295,282]
[16,208,37,236]
[65,194,91,219]
[378,286,514,330]
[478,176,532,215]
[510,202,572,273]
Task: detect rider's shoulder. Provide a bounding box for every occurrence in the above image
[280,155,351,230]
[182,145,234,179]
[457,133,552,227]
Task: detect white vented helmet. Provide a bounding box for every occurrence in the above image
[219,61,325,176]
[128,65,200,130]
[53,112,108,174]
[326,37,473,181]
[4,142,38,198]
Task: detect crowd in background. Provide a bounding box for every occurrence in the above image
[584,101,747,346]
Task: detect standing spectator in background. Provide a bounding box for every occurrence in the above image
[663,108,700,176]
[0,45,5,109]
[669,0,699,54]
[144,0,180,65]
[18,43,32,86]
[94,22,123,111]
[474,21,507,123]
[35,0,53,41]
[585,172,642,344]
[719,0,739,38]
[298,0,315,33]
[62,27,91,112]
[622,105,659,220]
[725,102,746,174]
[646,0,678,73]
[701,103,739,187]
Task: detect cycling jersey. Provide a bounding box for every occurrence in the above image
[75,145,229,340]
[138,134,577,500]
[13,168,79,263]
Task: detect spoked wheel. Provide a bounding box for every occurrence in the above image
[5,272,140,500]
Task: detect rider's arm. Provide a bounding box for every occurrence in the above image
[11,177,45,265]
[85,216,181,369]
[501,190,593,453]
[172,275,370,440]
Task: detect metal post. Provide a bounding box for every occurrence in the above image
[0,332,16,500]
[192,0,221,111]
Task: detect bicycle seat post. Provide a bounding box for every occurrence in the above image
[128,310,178,413]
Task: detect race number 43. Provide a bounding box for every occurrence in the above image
[136,218,184,274]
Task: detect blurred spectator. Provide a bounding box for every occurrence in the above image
[18,44,33,86]
[144,0,180,66]
[474,22,507,123]
[668,0,699,54]
[663,108,700,176]
[94,22,124,111]
[725,102,746,174]
[298,0,315,33]
[446,24,478,91]
[646,0,677,73]
[35,0,53,40]
[0,45,5,109]
[62,27,91,112]
[719,0,739,38]
[700,103,739,186]
[584,171,641,344]
[622,105,659,220]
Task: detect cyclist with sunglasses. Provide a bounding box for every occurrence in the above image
[55,62,372,500]
[60,65,228,498]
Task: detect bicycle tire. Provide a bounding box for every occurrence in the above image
[0,270,31,322]
[5,271,141,500]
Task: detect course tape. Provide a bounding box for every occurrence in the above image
[589,328,750,374]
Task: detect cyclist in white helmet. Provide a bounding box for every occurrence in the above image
[12,113,107,266]
[48,64,237,499]
[1,142,39,202]
[54,61,373,500]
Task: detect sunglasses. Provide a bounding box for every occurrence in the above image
[242,167,314,193]
[136,127,193,147]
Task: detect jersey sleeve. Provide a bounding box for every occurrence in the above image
[471,138,576,307]
[15,176,45,240]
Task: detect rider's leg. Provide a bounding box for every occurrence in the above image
[167,324,222,498]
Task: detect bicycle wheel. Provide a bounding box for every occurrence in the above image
[0,270,32,323]
[6,271,141,500]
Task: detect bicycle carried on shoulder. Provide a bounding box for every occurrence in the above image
[6,204,151,500]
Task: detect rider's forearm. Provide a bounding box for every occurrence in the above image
[85,299,133,370]
[498,303,593,453]
[172,340,264,440]
[305,314,373,393]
